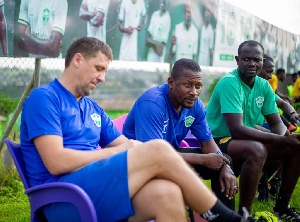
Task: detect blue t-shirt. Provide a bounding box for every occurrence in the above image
[20,79,122,187]
[123,83,212,148]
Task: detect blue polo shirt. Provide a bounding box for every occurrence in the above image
[123,83,212,148]
[20,79,121,187]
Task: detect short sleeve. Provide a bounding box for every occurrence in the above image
[192,26,198,55]
[140,0,146,16]
[162,14,171,43]
[208,26,214,49]
[18,0,29,26]
[53,0,68,35]
[171,25,177,53]
[274,93,280,102]
[118,0,125,21]
[190,100,213,142]
[96,0,110,15]
[261,82,278,116]
[219,78,243,114]
[22,88,62,141]
[133,101,165,142]
[98,111,122,147]
[147,12,155,35]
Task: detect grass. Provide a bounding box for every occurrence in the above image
[0,111,299,221]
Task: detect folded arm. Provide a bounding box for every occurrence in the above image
[33,134,140,175]
[18,23,63,57]
[223,112,300,149]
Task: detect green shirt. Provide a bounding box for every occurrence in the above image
[206,69,278,137]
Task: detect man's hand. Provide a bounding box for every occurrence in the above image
[285,133,300,149]
[219,165,238,199]
[114,139,143,152]
[171,35,176,46]
[290,112,300,126]
[202,153,230,171]
[137,24,143,31]
[126,26,133,34]
[155,42,164,56]
[81,3,88,11]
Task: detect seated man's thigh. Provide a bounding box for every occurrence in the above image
[226,139,266,176]
[43,150,134,222]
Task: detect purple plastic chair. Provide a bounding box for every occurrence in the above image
[184,130,201,147]
[4,138,97,222]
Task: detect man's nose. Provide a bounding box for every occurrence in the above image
[97,73,105,82]
[190,87,199,95]
[249,60,255,66]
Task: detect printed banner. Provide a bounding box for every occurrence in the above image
[0,0,299,73]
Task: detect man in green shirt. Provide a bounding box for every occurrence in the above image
[206,40,300,221]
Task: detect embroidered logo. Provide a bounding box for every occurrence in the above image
[185,116,195,127]
[43,8,50,23]
[163,119,169,134]
[255,96,264,107]
[91,113,101,127]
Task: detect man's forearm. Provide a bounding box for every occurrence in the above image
[146,33,157,48]
[178,152,204,165]
[19,31,62,57]
[231,124,287,145]
[79,9,95,21]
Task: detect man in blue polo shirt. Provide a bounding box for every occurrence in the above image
[206,40,300,221]
[20,37,251,222]
[123,58,238,210]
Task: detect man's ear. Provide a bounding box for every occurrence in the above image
[73,53,83,68]
[235,56,239,65]
[167,77,174,89]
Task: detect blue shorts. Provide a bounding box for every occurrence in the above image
[43,150,135,222]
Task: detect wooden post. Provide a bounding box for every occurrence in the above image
[0,58,41,169]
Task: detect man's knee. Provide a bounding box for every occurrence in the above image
[229,140,267,162]
[144,139,181,162]
[246,141,267,163]
[151,179,183,202]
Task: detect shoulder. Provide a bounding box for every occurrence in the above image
[165,11,171,19]
[54,0,67,7]
[256,76,272,88]
[84,97,104,111]
[191,23,198,31]
[193,98,205,112]
[30,83,59,100]
[151,10,159,18]
[137,84,167,106]
[218,70,239,85]
[176,21,184,28]
[255,76,275,94]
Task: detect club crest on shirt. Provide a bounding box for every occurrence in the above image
[43,8,50,23]
[255,96,264,107]
[91,113,101,127]
[185,116,195,127]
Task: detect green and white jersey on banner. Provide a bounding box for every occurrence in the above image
[147,10,171,63]
[81,0,110,43]
[198,23,214,66]
[172,21,198,61]
[118,0,146,61]
[206,69,278,138]
[18,0,67,58]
